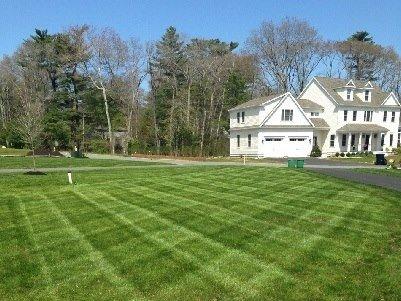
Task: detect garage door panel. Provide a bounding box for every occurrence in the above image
[263,136,309,158]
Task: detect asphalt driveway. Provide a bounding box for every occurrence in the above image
[308,168,401,193]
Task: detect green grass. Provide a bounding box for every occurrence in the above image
[0,156,166,169]
[330,154,375,164]
[1,166,401,300]
[355,168,401,178]
[0,148,29,156]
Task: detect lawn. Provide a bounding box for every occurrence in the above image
[1,166,401,300]
[0,156,166,169]
[0,148,29,156]
[329,154,375,164]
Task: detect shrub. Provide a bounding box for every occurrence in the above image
[335,152,340,157]
[340,152,345,157]
[87,139,110,154]
[392,147,401,155]
[346,152,351,157]
[368,151,374,155]
[310,145,322,157]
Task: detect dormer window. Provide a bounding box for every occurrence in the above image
[364,90,370,102]
[346,89,352,100]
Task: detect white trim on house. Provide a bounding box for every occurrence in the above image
[229,77,401,158]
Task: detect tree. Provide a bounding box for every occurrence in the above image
[86,27,129,154]
[246,18,327,94]
[13,70,46,170]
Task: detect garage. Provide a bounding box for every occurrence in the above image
[263,136,310,157]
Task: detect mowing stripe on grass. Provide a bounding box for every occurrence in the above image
[72,189,274,299]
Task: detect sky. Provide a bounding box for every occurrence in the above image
[1,0,401,57]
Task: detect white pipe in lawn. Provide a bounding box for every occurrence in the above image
[68,170,73,184]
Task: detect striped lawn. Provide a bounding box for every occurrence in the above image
[0,156,166,169]
[1,166,401,300]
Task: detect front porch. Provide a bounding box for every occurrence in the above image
[337,132,385,153]
[337,124,390,153]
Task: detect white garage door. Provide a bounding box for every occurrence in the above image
[263,136,309,158]
[287,137,309,157]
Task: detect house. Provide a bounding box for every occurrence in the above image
[229,77,401,158]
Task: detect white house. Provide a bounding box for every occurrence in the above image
[229,77,401,158]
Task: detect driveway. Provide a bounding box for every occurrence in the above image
[308,168,401,193]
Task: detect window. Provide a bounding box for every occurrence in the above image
[346,89,352,100]
[351,134,356,148]
[237,112,240,123]
[343,110,348,121]
[313,136,317,146]
[364,111,373,122]
[289,138,306,141]
[265,137,283,141]
[383,111,387,122]
[241,111,245,123]
[311,112,319,117]
[398,133,401,146]
[364,90,370,101]
[391,111,396,122]
[330,134,335,147]
[381,134,385,147]
[341,134,347,147]
[237,135,240,147]
[281,109,293,121]
[353,110,357,121]
[247,134,251,147]
[390,134,394,146]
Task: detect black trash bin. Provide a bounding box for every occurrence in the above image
[375,153,387,165]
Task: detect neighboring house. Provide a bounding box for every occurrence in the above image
[229,77,401,157]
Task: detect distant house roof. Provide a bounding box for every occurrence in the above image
[297,99,324,110]
[337,123,389,133]
[314,77,398,107]
[310,118,329,129]
[229,93,284,111]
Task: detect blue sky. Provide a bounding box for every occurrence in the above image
[1,0,401,56]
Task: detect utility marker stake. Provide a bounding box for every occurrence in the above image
[68,169,73,184]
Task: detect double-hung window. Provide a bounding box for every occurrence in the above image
[343,110,348,121]
[391,111,395,122]
[330,134,335,147]
[364,90,370,101]
[237,112,240,123]
[390,134,394,146]
[381,134,385,147]
[364,111,373,122]
[341,134,347,147]
[237,135,240,148]
[281,109,293,121]
[247,134,251,147]
[241,111,245,123]
[353,110,357,121]
[383,111,387,122]
[346,89,352,100]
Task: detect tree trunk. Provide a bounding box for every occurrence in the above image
[186,82,191,125]
[101,87,114,154]
[32,147,37,171]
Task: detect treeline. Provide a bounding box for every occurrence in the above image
[0,18,400,156]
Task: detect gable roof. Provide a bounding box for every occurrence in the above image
[310,118,329,129]
[228,94,284,111]
[260,93,314,127]
[314,77,398,107]
[297,99,324,110]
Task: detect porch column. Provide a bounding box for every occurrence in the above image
[358,132,363,151]
[368,132,373,151]
[347,132,352,152]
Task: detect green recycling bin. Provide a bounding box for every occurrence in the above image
[296,159,304,168]
[287,159,297,168]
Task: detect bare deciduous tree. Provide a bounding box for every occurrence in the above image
[246,17,327,94]
[86,27,129,154]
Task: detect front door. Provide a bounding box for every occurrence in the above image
[364,134,370,151]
